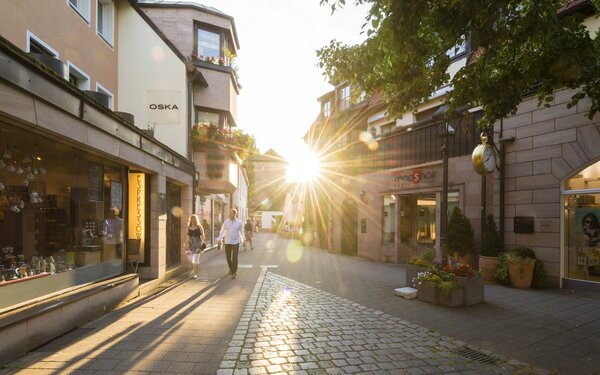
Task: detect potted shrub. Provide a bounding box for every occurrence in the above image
[405,250,434,287]
[447,207,474,265]
[479,214,502,282]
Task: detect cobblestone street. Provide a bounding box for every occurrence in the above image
[4,233,599,374]
[218,270,542,375]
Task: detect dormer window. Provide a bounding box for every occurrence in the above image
[340,86,351,111]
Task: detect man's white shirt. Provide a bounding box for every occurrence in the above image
[218,218,244,244]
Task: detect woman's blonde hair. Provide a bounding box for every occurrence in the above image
[188,214,200,227]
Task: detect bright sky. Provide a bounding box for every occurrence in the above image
[196,0,370,161]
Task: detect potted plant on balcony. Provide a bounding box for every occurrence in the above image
[479,214,502,282]
[447,206,474,265]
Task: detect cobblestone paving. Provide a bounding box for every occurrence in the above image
[218,271,547,375]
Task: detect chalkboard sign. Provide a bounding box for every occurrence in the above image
[111,181,122,210]
[88,162,103,202]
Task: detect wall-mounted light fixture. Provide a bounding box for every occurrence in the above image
[359,190,369,204]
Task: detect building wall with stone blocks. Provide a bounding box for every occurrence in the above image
[494,88,600,287]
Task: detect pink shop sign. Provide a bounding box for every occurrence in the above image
[392,167,441,189]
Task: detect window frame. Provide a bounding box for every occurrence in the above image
[67,61,91,90]
[194,22,229,59]
[195,107,228,127]
[67,0,91,23]
[96,0,115,47]
[339,85,351,111]
[382,195,397,244]
[96,82,114,110]
[323,100,331,118]
[26,31,59,57]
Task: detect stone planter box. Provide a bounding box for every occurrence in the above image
[417,283,438,304]
[438,288,463,307]
[457,275,485,305]
[405,264,428,288]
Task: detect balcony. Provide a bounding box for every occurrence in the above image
[193,145,238,194]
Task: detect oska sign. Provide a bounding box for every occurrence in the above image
[147,90,181,124]
[392,167,441,189]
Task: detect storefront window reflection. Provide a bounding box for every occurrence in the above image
[565,161,600,283]
[382,195,396,243]
[199,196,212,244]
[0,124,125,309]
[417,194,436,244]
[214,200,224,240]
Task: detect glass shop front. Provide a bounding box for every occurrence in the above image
[196,194,226,246]
[564,160,600,287]
[0,123,129,310]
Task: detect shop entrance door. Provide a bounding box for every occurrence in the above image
[166,183,181,267]
[341,199,358,256]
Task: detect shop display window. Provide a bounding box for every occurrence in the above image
[382,195,396,243]
[399,192,459,250]
[417,194,436,245]
[199,195,213,244]
[0,124,126,309]
[565,161,600,283]
[213,200,224,240]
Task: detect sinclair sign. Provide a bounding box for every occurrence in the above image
[392,167,441,189]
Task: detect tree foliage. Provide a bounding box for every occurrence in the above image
[447,206,474,257]
[318,0,600,128]
[480,214,502,257]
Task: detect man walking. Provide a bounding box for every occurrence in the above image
[217,209,244,279]
[243,218,254,250]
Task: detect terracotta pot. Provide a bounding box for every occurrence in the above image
[508,259,534,289]
[478,255,498,283]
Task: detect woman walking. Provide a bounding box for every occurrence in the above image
[186,214,205,279]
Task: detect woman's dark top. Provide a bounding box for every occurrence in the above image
[187,227,203,252]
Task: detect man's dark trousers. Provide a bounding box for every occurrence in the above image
[225,243,239,274]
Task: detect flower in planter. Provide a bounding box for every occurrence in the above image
[413,270,442,287]
[413,264,461,295]
[408,250,434,267]
[446,264,481,278]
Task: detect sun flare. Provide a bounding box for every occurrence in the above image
[285,146,322,183]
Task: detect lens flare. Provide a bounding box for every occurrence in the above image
[285,145,322,183]
[266,240,276,250]
[171,206,183,217]
[151,46,166,61]
[286,240,304,263]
